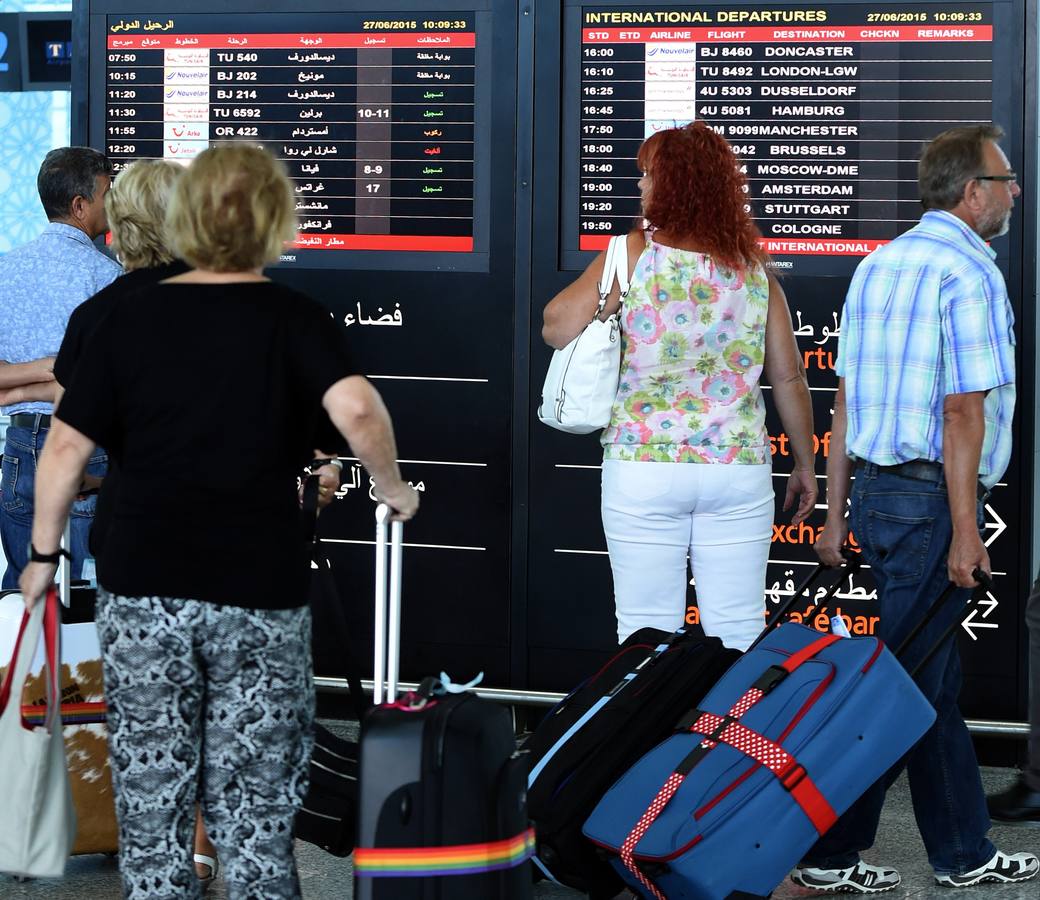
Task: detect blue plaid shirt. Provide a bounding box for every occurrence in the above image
[0,223,122,415]
[836,210,1016,488]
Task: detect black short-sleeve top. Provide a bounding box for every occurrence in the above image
[56,280,355,609]
[53,260,190,388]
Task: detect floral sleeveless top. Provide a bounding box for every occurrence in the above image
[601,237,770,464]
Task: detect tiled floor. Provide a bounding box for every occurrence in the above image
[4,721,1038,899]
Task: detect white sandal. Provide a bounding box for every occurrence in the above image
[194,853,219,886]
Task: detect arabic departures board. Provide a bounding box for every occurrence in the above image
[93,9,484,268]
[75,0,519,684]
[527,0,1033,724]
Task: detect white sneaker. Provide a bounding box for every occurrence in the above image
[934,849,1039,887]
[791,860,901,893]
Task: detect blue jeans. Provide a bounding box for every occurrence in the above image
[0,424,107,589]
[803,464,994,876]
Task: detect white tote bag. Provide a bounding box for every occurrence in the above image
[0,587,76,878]
[538,234,631,433]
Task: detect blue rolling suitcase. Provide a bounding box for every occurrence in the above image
[583,622,937,899]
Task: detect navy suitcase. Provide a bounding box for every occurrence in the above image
[524,629,739,897]
[352,506,534,900]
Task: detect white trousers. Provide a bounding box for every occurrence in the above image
[601,459,774,650]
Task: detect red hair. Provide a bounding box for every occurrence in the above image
[637,122,768,271]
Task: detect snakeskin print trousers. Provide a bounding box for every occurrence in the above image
[96,590,314,899]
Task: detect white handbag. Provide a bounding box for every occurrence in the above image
[538,234,631,433]
[0,587,76,878]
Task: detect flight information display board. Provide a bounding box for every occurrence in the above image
[569,2,1002,273]
[101,12,481,266]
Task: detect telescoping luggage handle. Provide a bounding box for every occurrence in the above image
[897,567,993,677]
[373,504,404,706]
[58,518,72,608]
[747,549,863,652]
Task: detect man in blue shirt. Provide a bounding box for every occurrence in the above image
[801,124,1038,892]
[0,147,121,588]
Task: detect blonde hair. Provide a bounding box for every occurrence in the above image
[106,159,184,269]
[166,144,296,272]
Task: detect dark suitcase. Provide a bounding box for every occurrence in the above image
[524,558,862,898]
[525,629,739,898]
[353,506,534,900]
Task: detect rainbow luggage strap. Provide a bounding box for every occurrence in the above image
[21,701,108,726]
[354,827,536,878]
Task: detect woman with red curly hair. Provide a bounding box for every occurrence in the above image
[543,122,815,649]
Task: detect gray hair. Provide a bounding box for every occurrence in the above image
[918,124,1005,211]
[37,147,114,220]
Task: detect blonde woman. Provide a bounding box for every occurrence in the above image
[20,144,418,899]
[53,158,188,400]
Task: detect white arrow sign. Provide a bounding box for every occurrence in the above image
[976,591,998,619]
[961,607,999,640]
[982,504,1006,547]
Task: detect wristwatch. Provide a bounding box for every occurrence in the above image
[28,543,70,565]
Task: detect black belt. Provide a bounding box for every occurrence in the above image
[9,413,52,430]
[856,459,988,501]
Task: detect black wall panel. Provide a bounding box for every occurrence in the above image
[75,0,1036,722]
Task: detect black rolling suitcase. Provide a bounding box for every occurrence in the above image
[524,556,862,898]
[353,506,534,900]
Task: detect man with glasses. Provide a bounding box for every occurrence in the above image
[800,124,1037,892]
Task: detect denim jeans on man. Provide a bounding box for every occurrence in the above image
[1,423,107,588]
[803,464,994,876]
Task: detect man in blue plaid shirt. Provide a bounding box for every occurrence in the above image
[795,125,1038,892]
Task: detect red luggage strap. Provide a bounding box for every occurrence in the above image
[618,633,841,899]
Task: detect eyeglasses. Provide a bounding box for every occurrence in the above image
[976,173,1017,183]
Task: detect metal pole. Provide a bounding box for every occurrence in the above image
[314,677,1029,737]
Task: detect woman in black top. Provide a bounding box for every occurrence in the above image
[52,157,343,887]
[20,144,418,899]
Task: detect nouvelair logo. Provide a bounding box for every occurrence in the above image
[646,45,699,58]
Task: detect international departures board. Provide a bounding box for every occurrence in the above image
[76,0,1035,724]
[563,2,1012,276]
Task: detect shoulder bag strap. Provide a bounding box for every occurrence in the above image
[0,588,59,732]
[594,235,631,319]
[613,232,631,297]
[302,473,370,720]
